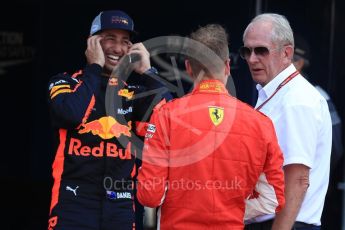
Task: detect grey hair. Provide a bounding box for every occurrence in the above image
[243,13,294,47]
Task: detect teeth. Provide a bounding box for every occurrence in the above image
[108,55,120,61]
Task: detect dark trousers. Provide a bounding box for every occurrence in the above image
[49,183,134,230]
[244,220,321,230]
[244,219,273,230]
[292,222,321,230]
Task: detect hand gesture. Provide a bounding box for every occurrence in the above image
[85,35,105,67]
[128,42,151,74]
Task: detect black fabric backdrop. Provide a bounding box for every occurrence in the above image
[0,0,343,229]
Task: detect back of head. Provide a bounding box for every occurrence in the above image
[90,10,135,36]
[186,24,229,78]
[244,13,294,48]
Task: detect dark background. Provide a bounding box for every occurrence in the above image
[0,0,343,229]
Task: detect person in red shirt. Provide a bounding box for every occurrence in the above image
[136,24,285,229]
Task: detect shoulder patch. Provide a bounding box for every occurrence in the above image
[49,79,68,90]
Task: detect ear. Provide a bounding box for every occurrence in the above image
[284,45,294,60]
[185,59,194,77]
[224,58,231,77]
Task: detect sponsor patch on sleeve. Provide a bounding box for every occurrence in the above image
[145,133,154,139]
[147,124,156,133]
[49,79,68,90]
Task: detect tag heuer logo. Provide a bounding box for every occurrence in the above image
[147,124,156,133]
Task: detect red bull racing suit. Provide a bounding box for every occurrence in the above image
[47,63,168,230]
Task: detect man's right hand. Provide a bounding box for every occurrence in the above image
[85,35,105,67]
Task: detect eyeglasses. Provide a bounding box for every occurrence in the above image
[239,46,279,59]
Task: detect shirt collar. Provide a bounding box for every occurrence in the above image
[193,79,228,94]
[256,64,297,99]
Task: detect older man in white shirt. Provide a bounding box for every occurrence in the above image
[240,13,332,230]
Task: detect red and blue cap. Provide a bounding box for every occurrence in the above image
[90,10,135,36]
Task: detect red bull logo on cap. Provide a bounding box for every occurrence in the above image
[78,116,132,139]
[111,16,129,25]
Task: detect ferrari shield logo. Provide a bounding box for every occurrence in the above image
[209,106,224,126]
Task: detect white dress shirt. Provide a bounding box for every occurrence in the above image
[254,64,332,225]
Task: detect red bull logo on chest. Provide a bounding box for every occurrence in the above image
[68,138,132,159]
[78,116,132,139]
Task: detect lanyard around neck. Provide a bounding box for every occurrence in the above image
[256,70,299,111]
